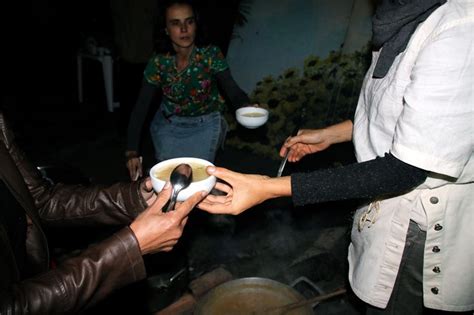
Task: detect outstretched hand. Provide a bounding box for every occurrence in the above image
[279,120,353,162]
[197,166,275,215]
[279,129,332,162]
[130,182,207,255]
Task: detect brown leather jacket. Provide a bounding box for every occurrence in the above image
[0,112,147,314]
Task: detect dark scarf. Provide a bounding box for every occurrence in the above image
[372,0,447,78]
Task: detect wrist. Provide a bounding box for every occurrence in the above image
[320,128,337,147]
[324,120,353,145]
[264,176,292,200]
[130,222,148,255]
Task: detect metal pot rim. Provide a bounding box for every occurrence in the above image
[194,277,313,315]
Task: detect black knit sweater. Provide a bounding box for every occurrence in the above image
[291,153,427,206]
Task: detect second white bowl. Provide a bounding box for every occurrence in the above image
[235,107,269,129]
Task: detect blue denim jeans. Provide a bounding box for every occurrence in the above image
[149,110,227,163]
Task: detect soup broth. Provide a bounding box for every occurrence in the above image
[242,112,266,118]
[154,162,210,182]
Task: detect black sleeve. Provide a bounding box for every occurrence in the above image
[215,69,251,110]
[291,153,428,206]
[126,80,158,152]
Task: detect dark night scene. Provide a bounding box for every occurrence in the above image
[3,0,471,314]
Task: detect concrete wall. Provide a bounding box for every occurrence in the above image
[227,0,374,93]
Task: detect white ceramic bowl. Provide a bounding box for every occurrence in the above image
[235,107,269,129]
[149,157,216,202]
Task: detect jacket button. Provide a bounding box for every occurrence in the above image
[434,224,443,231]
[433,266,441,273]
[432,246,440,253]
[431,287,439,294]
[430,196,439,204]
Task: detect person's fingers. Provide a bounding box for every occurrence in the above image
[213,182,231,194]
[289,154,299,163]
[289,145,305,162]
[151,182,172,210]
[127,158,143,181]
[287,130,319,148]
[285,134,305,148]
[202,194,229,204]
[199,201,233,214]
[127,161,136,180]
[197,201,227,213]
[143,177,153,191]
[295,150,307,161]
[198,195,232,207]
[287,152,296,162]
[278,136,293,157]
[279,145,288,157]
[137,162,143,178]
[206,166,241,184]
[176,191,207,218]
[202,196,232,205]
[142,181,158,205]
[285,143,296,161]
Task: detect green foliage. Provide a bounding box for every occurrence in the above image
[225,44,372,160]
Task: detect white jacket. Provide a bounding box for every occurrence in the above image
[350,0,474,311]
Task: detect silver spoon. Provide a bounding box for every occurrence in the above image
[165,163,193,212]
[277,151,289,177]
[276,108,306,177]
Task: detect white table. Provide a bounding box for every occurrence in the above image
[77,51,120,112]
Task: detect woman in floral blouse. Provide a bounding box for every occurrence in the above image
[125,0,251,181]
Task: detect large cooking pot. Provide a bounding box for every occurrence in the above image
[194,277,313,315]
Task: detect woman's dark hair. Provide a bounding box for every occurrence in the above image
[154,0,210,54]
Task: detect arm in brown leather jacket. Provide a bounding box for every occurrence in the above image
[6,228,146,314]
[0,112,147,314]
[5,119,149,227]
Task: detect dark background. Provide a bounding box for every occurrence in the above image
[1,0,242,147]
[0,2,361,314]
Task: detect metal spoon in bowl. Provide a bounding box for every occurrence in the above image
[165,163,193,212]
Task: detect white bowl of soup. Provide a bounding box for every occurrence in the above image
[235,107,269,129]
[149,157,216,202]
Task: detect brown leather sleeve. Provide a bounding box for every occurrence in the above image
[32,181,148,227]
[1,112,148,226]
[2,227,146,314]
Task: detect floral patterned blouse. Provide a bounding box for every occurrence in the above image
[144,45,229,116]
